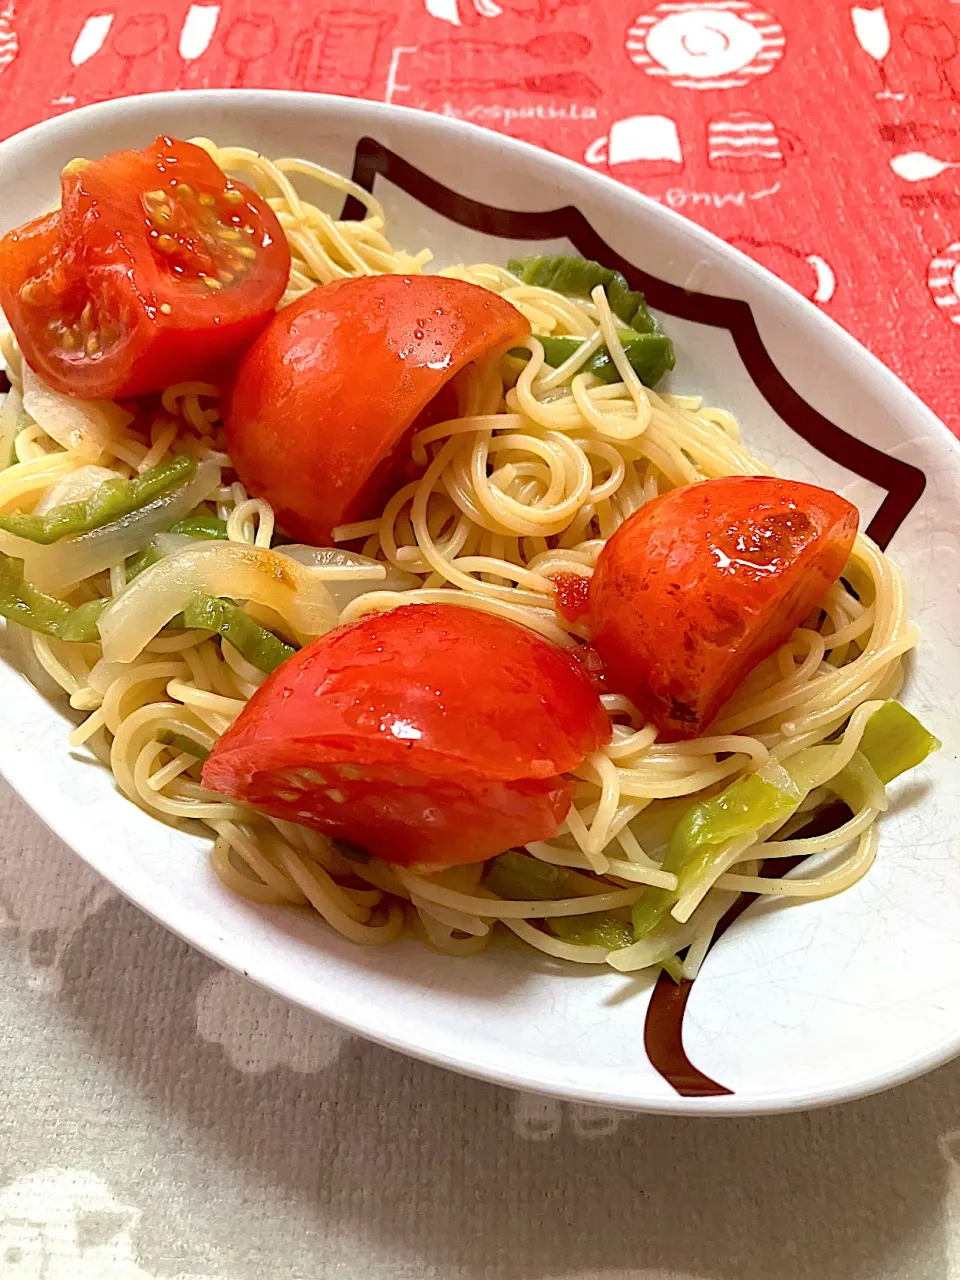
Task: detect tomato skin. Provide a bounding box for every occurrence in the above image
[202,603,609,865]
[225,274,530,544]
[589,477,859,740]
[0,137,290,399]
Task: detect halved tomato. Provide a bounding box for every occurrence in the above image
[0,136,290,399]
[202,603,610,866]
[225,274,530,544]
[589,476,859,740]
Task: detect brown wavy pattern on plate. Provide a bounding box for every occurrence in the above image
[341,137,928,1099]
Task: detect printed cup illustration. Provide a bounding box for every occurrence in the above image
[585,114,684,179]
[627,2,785,90]
[707,111,804,172]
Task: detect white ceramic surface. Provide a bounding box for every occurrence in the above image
[0,91,957,1116]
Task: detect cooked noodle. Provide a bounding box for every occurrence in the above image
[0,141,918,974]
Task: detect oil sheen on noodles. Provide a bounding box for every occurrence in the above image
[0,139,916,977]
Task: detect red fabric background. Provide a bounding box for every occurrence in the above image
[0,0,958,437]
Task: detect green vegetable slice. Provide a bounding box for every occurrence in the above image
[157,730,210,762]
[168,515,228,540]
[549,912,634,951]
[483,850,586,902]
[632,766,800,940]
[631,700,940,940]
[507,254,657,331]
[0,455,196,545]
[513,330,675,388]
[180,594,295,674]
[856,700,941,785]
[0,552,107,642]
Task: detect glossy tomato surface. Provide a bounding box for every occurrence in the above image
[0,136,289,399]
[202,603,609,865]
[589,476,859,740]
[225,274,530,544]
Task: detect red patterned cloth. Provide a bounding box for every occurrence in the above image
[1,0,958,436]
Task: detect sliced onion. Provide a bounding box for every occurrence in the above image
[0,458,222,594]
[277,544,418,609]
[32,464,121,515]
[0,384,23,469]
[99,541,342,663]
[21,362,133,462]
[154,531,203,558]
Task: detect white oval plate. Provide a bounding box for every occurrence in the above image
[0,91,957,1116]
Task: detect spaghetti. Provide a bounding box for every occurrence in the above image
[0,140,922,977]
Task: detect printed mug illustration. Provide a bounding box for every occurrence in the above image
[727,236,837,304]
[585,114,684,178]
[626,2,786,91]
[585,112,802,181]
[511,1092,627,1140]
[926,240,960,327]
[289,11,395,95]
[707,111,803,172]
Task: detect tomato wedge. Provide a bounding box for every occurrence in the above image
[589,477,859,740]
[0,136,290,399]
[202,603,609,866]
[225,274,530,544]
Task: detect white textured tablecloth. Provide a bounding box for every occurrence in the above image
[2,776,960,1278]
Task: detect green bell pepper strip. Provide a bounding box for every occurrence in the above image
[483,850,587,902]
[507,254,658,332]
[0,454,196,545]
[549,912,634,951]
[157,730,210,762]
[126,515,228,582]
[0,552,107,642]
[512,329,675,389]
[180,594,296,674]
[856,700,941,785]
[631,766,801,940]
[631,700,940,940]
[168,515,228,541]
